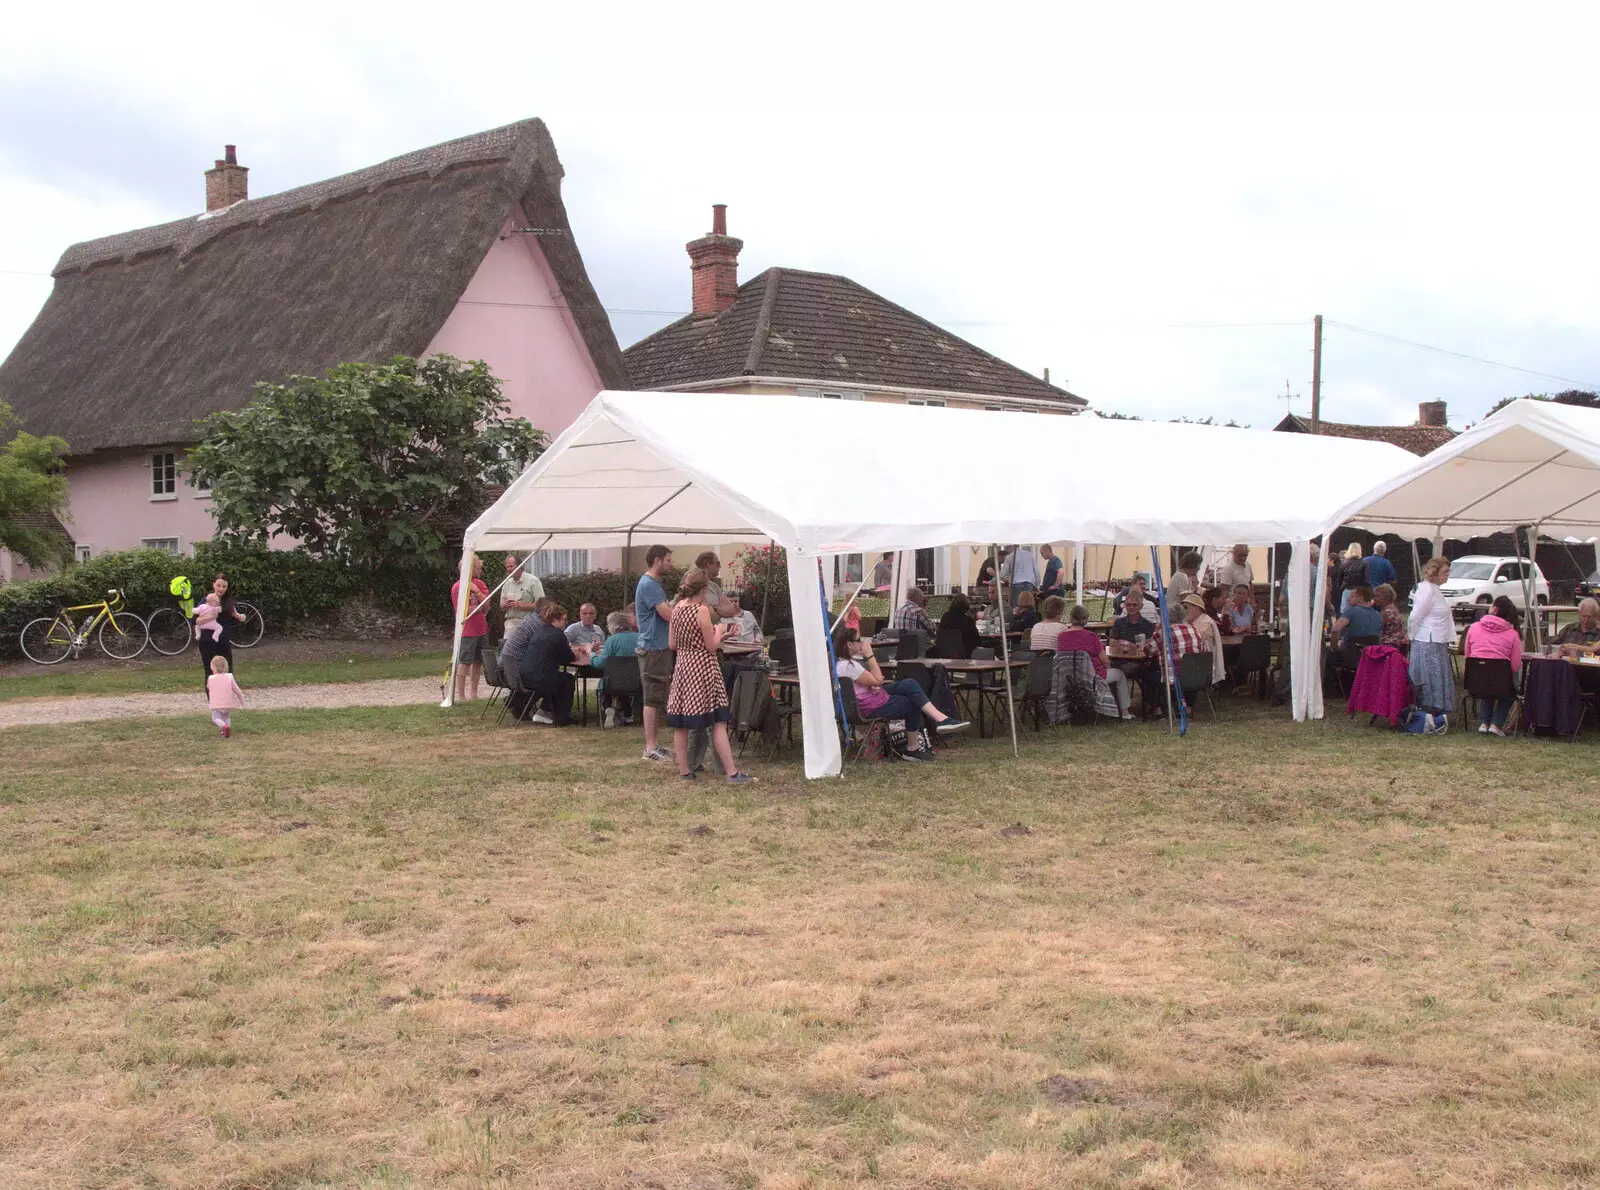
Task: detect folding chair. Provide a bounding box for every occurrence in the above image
[768,632,798,670]
[1459,657,1522,736]
[1018,653,1055,730]
[480,647,509,721]
[1231,634,1272,698]
[935,627,972,660]
[895,630,928,660]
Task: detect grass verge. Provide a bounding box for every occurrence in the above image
[0,650,449,702]
[1,703,1597,1187]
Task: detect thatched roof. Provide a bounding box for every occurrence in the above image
[0,119,628,454]
[624,267,1084,407]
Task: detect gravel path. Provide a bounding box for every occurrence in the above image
[0,677,446,730]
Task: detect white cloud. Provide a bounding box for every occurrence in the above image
[4,0,1600,431]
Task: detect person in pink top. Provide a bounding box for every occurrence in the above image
[1463,595,1523,735]
[451,557,490,702]
[1055,604,1134,719]
[207,655,245,738]
[193,592,225,641]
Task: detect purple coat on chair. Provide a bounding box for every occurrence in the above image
[1347,644,1411,726]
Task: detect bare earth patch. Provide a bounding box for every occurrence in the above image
[0,702,1597,1188]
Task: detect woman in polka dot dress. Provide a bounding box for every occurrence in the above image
[667,568,756,784]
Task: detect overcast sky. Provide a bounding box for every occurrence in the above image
[5,2,1600,430]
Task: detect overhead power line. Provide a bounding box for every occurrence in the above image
[1326,319,1600,391]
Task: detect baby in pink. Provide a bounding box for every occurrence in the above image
[207,655,245,738]
[194,593,225,641]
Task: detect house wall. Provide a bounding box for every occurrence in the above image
[64,447,217,556]
[425,210,605,441]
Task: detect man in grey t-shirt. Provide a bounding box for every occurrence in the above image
[500,555,544,629]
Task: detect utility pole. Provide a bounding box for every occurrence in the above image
[1310,314,1323,433]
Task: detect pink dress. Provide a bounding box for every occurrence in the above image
[194,603,224,640]
[207,673,245,710]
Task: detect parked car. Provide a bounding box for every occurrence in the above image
[1436,556,1549,613]
[1578,570,1600,601]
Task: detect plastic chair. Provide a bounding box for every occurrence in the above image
[1460,656,1521,735]
[895,630,928,660]
[1177,651,1217,719]
[934,627,971,660]
[1018,653,1055,730]
[768,632,797,669]
[602,656,642,726]
[1231,634,1272,697]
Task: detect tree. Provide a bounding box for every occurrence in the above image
[1486,389,1600,417]
[187,356,545,568]
[0,399,72,569]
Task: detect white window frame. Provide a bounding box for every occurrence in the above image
[76,544,93,563]
[798,386,865,401]
[835,553,865,588]
[150,452,178,500]
[191,469,212,498]
[532,548,590,578]
[140,537,180,554]
[906,398,946,408]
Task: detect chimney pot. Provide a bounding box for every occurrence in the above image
[686,205,742,317]
[204,144,249,212]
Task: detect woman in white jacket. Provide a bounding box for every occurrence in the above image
[1406,554,1457,732]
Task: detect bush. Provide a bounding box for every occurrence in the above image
[732,543,792,633]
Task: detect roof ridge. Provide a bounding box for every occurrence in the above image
[55,118,552,274]
[744,268,783,374]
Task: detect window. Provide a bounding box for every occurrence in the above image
[1495,563,1524,584]
[836,553,864,586]
[192,472,212,495]
[533,549,589,577]
[150,452,177,499]
[75,545,93,563]
[141,537,180,554]
[798,387,865,401]
[906,398,946,408]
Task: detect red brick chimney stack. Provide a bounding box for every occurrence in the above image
[204,145,249,212]
[687,204,742,317]
[1417,400,1448,428]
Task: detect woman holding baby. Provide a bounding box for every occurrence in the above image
[196,572,247,691]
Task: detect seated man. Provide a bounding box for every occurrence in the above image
[564,602,606,650]
[893,587,936,637]
[1109,588,1163,715]
[590,608,641,727]
[834,627,968,759]
[1332,585,1382,646]
[1223,584,1255,633]
[1554,597,1600,653]
[720,590,764,645]
[1113,575,1160,621]
[513,602,583,726]
[1055,604,1135,720]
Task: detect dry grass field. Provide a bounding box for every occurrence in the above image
[2,701,1598,1189]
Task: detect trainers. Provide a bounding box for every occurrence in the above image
[603,708,617,728]
[935,719,971,734]
[221,725,231,739]
[1488,724,1506,737]
[642,747,673,761]
[531,711,554,725]
[726,772,758,784]
[679,772,698,781]
[1478,723,1489,734]
[899,749,935,762]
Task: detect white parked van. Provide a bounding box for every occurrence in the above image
[1436,555,1549,611]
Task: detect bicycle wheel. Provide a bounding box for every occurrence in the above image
[20,616,74,665]
[145,607,194,655]
[98,612,149,660]
[233,602,266,648]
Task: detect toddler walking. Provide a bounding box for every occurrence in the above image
[207,655,245,738]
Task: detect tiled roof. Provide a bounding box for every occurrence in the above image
[624,267,1084,407]
[1274,414,1456,457]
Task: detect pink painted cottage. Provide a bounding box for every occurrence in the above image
[0,119,626,574]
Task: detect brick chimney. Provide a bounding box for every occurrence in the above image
[686,204,742,317]
[204,145,248,212]
[1417,400,1448,428]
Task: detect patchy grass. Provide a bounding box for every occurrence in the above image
[0,649,449,701]
[1,702,1598,1188]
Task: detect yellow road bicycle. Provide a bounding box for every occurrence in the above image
[19,588,150,664]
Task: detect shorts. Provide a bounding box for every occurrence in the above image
[456,634,485,664]
[640,649,675,711]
